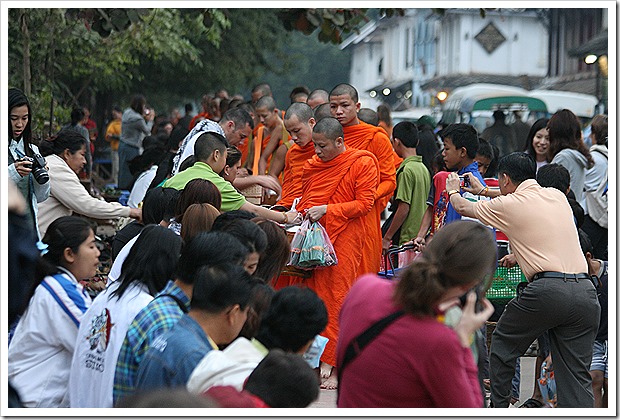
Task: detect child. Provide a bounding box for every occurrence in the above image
[537,163,585,228]
[412,123,486,250]
[579,229,607,408]
[475,138,495,177]
[382,122,431,252]
[244,349,320,407]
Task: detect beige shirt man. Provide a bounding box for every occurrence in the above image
[449,176,587,280]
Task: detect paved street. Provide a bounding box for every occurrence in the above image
[310,356,537,408]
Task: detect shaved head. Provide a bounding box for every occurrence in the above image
[252,83,272,104]
[307,89,329,108]
[313,103,332,121]
[313,117,343,142]
[252,83,272,96]
[284,102,314,122]
[329,83,358,103]
[358,108,379,126]
[255,96,277,112]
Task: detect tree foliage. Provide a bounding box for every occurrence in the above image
[277,8,405,43]
[8,8,396,134]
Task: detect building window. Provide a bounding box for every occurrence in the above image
[378,58,383,76]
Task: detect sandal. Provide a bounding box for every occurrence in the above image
[519,398,544,408]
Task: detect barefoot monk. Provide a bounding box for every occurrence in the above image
[292,117,379,389]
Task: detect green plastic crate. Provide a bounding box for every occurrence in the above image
[485,266,527,301]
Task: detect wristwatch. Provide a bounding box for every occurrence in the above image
[447,189,460,197]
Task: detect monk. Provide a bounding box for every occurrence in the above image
[289,85,310,104]
[188,93,214,129]
[251,83,272,105]
[291,117,379,390]
[277,102,317,209]
[313,103,332,121]
[306,88,329,109]
[329,83,396,275]
[255,96,291,177]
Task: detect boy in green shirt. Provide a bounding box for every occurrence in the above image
[382,122,431,252]
[164,132,295,223]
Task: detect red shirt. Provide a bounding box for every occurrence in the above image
[337,274,483,408]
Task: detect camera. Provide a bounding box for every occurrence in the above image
[458,175,470,188]
[22,153,49,184]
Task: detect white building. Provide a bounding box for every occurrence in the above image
[341,9,437,111]
[342,9,550,111]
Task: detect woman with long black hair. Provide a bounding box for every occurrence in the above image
[8,88,50,237]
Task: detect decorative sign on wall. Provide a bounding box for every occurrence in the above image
[475,22,506,54]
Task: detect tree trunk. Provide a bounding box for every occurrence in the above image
[19,9,31,97]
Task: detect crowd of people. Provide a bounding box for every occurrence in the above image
[7,80,608,409]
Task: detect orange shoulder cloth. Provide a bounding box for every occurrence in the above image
[278,143,316,208]
[343,121,384,150]
[298,148,375,210]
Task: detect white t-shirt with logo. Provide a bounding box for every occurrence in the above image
[69,281,153,407]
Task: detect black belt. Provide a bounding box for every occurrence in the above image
[531,271,591,282]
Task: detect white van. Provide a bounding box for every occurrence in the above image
[391,107,437,125]
[440,83,547,134]
[527,89,598,119]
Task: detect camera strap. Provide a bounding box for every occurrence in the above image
[10,146,35,202]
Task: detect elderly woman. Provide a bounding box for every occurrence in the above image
[38,129,141,238]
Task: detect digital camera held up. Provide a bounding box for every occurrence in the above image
[22,153,49,184]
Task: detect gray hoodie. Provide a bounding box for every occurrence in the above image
[551,148,589,209]
[120,108,153,148]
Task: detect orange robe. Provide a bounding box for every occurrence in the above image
[241,124,263,169]
[261,121,291,174]
[189,112,211,130]
[296,148,379,367]
[343,121,397,275]
[392,150,403,171]
[378,120,393,139]
[276,142,316,209]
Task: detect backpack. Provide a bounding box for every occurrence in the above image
[585,149,608,228]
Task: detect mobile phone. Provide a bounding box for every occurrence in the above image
[458,283,485,312]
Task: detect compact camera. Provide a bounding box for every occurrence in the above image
[22,153,49,184]
[458,175,470,188]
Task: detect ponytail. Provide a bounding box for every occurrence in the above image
[39,130,86,157]
[394,257,446,316]
[393,221,496,316]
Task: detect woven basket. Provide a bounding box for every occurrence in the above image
[240,184,262,205]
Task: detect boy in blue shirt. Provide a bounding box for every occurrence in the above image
[413,123,486,250]
[135,264,256,391]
